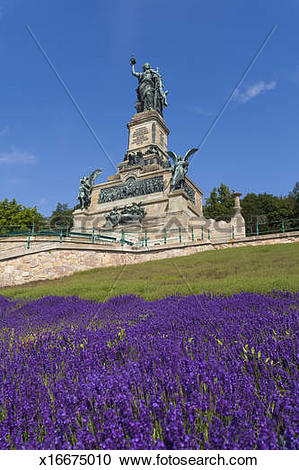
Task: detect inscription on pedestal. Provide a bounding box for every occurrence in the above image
[131,126,150,146]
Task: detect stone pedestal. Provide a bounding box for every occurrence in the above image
[168,190,189,213]
[232,193,246,238]
[233,192,242,216]
[127,109,170,156]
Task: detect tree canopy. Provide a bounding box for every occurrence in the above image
[241,192,295,234]
[203,184,235,222]
[49,203,74,232]
[289,182,299,219]
[0,198,46,232]
[0,199,74,234]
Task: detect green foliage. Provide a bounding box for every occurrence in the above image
[241,187,298,234]
[289,182,299,219]
[203,184,234,222]
[0,198,46,233]
[49,203,74,233]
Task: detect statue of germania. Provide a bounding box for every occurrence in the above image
[130,57,168,116]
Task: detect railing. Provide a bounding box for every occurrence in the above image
[0,218,298,252]
[0,229,32,238]
[0,225,211,249]
[245,218,299,237]
[0,225,133,249]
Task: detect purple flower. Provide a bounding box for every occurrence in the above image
[0,291,297,449]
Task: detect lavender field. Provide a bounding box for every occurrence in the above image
[0,291,298,450]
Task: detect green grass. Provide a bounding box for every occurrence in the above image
[1,243,298,301]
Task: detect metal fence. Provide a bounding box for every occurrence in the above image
[0,218,298,250]
[245,218,299,237]
[0,225,133,249]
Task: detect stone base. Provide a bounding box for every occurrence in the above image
[73,165,203,236]
[127,109,170,156]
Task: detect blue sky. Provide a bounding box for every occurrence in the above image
[0,0,298,216]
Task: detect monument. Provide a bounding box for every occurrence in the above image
[73,58,245,243]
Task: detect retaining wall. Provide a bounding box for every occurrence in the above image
[0,231,298,288]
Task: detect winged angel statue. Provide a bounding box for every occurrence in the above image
[78,169,103,210]
[167,148,198,190]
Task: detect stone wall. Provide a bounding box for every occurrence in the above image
[0,240,26,250]
[0,231,298,288]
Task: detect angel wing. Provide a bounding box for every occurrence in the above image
[184,148,198,162]
[88,169,103,187]
[167,151,178,163]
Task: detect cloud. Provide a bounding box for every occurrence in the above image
[234,81,277,104]
[191,106,213,116]
[0,148,37,164]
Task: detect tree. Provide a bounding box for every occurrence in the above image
[241,192,295,234]
[49,203,73,232]
[0,198,46,232]
[288,182,299,220]
[203,184,235,222]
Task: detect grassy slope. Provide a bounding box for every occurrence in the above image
[1,243,298,301]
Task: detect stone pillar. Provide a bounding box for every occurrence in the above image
[231,192,246,239]
[233,192,242,216]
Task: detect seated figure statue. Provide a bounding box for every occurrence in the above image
[104,202,146,227]
[124,151,144,166]
[104,207,120,227]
